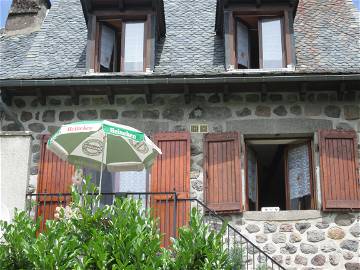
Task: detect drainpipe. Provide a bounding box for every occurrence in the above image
[0,90,24,130]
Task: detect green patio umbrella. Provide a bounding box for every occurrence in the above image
[47,120,162,193]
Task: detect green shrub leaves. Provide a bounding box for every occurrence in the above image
[0,180,240,269]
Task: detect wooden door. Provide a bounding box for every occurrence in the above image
[319,130,360,210]
[36,135,75,230]
[204,132,242,212]
[151,132,190,247]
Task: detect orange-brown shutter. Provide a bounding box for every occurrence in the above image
[151,132,191,247]
[319,130,360,210]
[204,132,242,212]
[36,135,75,229]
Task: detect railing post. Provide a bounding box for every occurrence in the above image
[173,191,177,239]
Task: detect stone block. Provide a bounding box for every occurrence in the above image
[246,224,260,233]
[142,110,160,119]
[100,110,118,119]
[14,98,26,108]
[324,105,341,118]
[121,110,139,118]
[245,94,260,102]
[42,110,55,122]
[163,107,184,121]
[307,229,325,242]
[342,251,354,260]
[131,97,145,105]
[255,234,268,243]
[295,255,308,266]
[289,232,302,243]
[59,111,74,121]
[300,243,318,254]
[226,119,332,135]
[345,262,360,270]
[335,213,355,226]
[295,222,311,234]
[49,98,61,106]
[208,94,221,103]
[263,243,277,254]
[344,105,360,120]
[20,111,32,122]
[272,232,286,243]
[255,105,271,117]
[77,110,98,120]
[329,252,340,266]
[273,105,287,116]
[236,108,251,117]
[311,254,325,266]
[280,243,297,254]
[340,240,359,252]
[28,123,45,132]
[320,241,337,253]
[290,105,302,115]
[305,104,322,116]
[264,222,277,233]
[327,226,345,240]
[279,224,293,232]
[349,223,360,237]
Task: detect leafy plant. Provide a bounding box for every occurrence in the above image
[229,246,245,270]
[0,176,246,269]
[0,210,38,269]
[170,208,231,270]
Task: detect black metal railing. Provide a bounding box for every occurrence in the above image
[26,192,285,270]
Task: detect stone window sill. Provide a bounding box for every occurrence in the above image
[241,210,323,222]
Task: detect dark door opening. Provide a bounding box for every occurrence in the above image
[246,140,314,211]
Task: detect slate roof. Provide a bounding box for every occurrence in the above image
[0,0,359,80]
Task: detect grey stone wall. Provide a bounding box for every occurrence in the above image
[229,212,360,270]
[1,91,359,269]
[1,91,359,196]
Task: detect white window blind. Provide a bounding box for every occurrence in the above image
[123,22,145,72]
[100,25,116,69]
[236,21,250,68]
[260,18,284,69]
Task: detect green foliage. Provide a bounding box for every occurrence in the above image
[0,210,38,269]
[229,246,245,270]
[169,208,231,270]
[0,177,245,269]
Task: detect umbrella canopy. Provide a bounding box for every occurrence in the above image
[47,120,162,172]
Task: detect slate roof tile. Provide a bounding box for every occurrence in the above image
[0,0,359,79]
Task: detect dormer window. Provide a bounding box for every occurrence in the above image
[81,0,166,74]
[236,15,285,69]
[97,19,146,72]
[215,0,297,71]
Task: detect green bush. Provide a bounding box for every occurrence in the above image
[0,178,237,269]
[169,208,231,270]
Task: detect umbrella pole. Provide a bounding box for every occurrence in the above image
[98,135,106,206]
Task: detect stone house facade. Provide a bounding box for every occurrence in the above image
[0,0,360,269]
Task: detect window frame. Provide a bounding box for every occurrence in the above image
[244,138,317,211]
[120,20,147,73]
[226,5,294,71]
[258,16,286,69]
[88,11,153,74]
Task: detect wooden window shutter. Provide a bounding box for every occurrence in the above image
[204,132,242,212]
[37,135,75,194]
[151,132,191,247]
[319,130,360,210]
[36,135,75,229]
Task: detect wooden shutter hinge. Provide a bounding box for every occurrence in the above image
[315,144,319,152]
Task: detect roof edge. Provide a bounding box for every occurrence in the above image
[1,74,359,88]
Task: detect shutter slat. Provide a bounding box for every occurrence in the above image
[151,132,190,247]
[37,135,75,231]
[319,130,360,211]
[204,132,242,212]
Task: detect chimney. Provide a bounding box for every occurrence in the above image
[4,0,51,35]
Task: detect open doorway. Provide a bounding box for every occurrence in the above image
[246,139,314,211]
